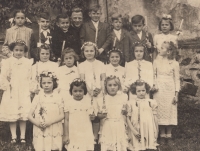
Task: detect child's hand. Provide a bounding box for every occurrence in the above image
[123,86,129,93]
[98,112,107,119]
[172,95,178,105]
[89,113,96,121]
[151,85,158,93]
[98,48,104,54]
[63,135,70,145]
[34,89,40,95]
[121,104,128,116]
[42,120,52,128]
[146,41,152,48]
[93,88,101,97]
[135,133,141,141]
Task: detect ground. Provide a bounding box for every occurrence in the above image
[0,93,200,151]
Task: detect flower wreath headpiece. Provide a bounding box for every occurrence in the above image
[162,14,172,20]
[107,47,123,58]
[81,41,98,51]
[40,71,57,80]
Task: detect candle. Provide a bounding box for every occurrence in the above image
[113,37,116,47]
[77,61,80,77]
[179,19,184,30]
[39,22,41,43]
[91,83,93,105]
[145,16,148,27]
[95,26,98,44]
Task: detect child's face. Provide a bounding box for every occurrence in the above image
[132,20,144,34]
[57,18,70,32]
[39,18,50,30]
[41,77,53,93]
[72,86,84,100]
[89,10,102,22]
[13,45,25,59]
[159,43,168,56]
[136,84,146,99]
[134,46,144,60]
[112,18,122,30]
[40,49,50,62]
[106,79,119,96]
[161,20,171,34]
[14,12,26,26]
[71,12,83,27]
[64,53,75,68]
[109,52,120,66]
[83,45,95,61]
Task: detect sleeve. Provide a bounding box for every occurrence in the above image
[150,99,158,115]
[102,24,112,50]
[153,60,158,85]
[30,32,37,59]
[3,29,9,45]
[31,94,39,110]
[63,97,70,113]
[79,62,85,74]
[148,32,154,53]
[153,34,158,48]
[0,59,9,90]
[29,64,38,93]
[124,62,134,88]
[58,96,64,109]
[80,23,86,46]
[146,62,154,87]
[174,61,180,92]
[127,102,132,117]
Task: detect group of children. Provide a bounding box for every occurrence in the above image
[0,3,180,151]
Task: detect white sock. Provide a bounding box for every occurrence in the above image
[9,122,17,139]
[19,121,26,139]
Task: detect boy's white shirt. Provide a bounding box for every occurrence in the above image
[40,29,50,38]
[91,20,99,29]
[137,31,142,40]
[113,29,121,40]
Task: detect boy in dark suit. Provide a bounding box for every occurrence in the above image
[80,4,111,63]
[110,13,132,66]
[30,12,53,61]
[52,14,81,61]
[130,15,154,62]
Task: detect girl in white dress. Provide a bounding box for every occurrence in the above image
[28,71,64,151]
[97,76,128,151]
[79,42,106,141]
[63,79,96,151]
[153,41,180,144]
[31,44,58,95]
[57,48,79,95]
[124,43,153,99]
[105,48,125,86]
[153,14,178,61]
[0,40,33,143]
[127,80,158,151]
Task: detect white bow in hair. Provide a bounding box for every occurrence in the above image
[162,14,172,20]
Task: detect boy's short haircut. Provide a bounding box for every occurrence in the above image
[131,15,145,25]
[111,13,122,22]
[56,14,70,23]
[89,4,102,12]
[39,12,51,20]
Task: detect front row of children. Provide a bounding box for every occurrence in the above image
[0,39,179,151]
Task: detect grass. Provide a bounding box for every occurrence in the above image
[0,93,200,151]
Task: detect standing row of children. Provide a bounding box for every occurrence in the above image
[0,3,180,151]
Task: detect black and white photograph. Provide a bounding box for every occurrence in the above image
[0,0,200,150]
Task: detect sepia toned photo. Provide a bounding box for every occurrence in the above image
[0,0,200,150]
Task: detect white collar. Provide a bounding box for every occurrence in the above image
[40,29,50,33]
[113,29,121,34]
[137,31,142,39]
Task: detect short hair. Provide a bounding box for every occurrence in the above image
[132,43,146,60]
[159,18,174,31]
[69,78,87,95]
[104,75,122,94]
[131,15,145,25]
[35,44,53,61]
[163,41,177,60]
[89,4,102,12]
[111,13,122,22]
[70,7,83,16]
[56,14,70,23]
[40,71,58,90]
[60,47,79,66]
[9,40,28,52]
[81,42,99,59]
[129,80,151,94]
[39,12,51,20]
[107,48,123,65]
